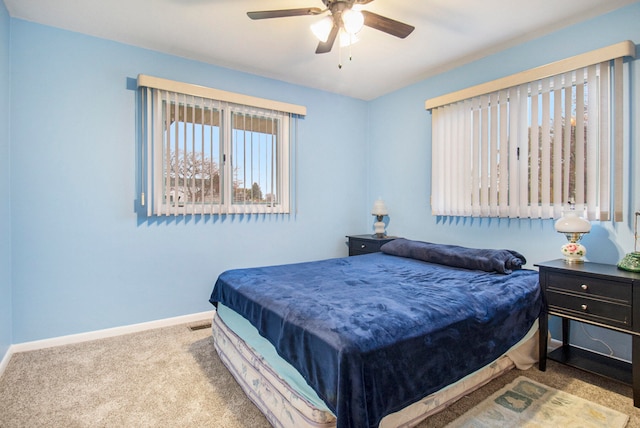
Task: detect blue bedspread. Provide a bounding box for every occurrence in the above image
[209,252,542,428]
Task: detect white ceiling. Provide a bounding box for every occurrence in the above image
[4,0,637,100]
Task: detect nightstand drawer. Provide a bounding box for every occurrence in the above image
[346,235,397,256]
[349,237,384,255]
[547,290,632,327]
[546,271,631,303]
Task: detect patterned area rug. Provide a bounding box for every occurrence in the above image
[446,376,629,427]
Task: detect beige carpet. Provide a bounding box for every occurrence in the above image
[0,322,638,427]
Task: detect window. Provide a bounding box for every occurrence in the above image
[426,41,634,221]
[138,75,305,216]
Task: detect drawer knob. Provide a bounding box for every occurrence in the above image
[581,304,588,311]
[361,244,366,249]
[581,284,588,290]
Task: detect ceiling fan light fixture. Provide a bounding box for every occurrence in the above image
[248,0,415,56]
[311,16,333,42]
[342,9,364,34]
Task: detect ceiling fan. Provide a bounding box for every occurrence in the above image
[247,0,415,54]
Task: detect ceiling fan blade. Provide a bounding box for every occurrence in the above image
[247,8,323,20]
[361,10,414,38]
[315,25,338,54]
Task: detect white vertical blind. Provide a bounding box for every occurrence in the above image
[586,64,599,220]
[552,74,563,219]
[517,83,529,218]
[540,78,551,218]
[599,63,611,221]
[498,89,509,217]
[562,76,572,214]
[575,78,585,210]
[613,57,624,222]
[479,94,489,217]
[489,92,498,217]
[529,82,539,219]
[471,99,480,217]
[507,86,519,218]
[429,59,626,220]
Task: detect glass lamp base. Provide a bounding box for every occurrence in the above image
[561,242,586,263]
[373,221,386,238]
[618,252,640,272]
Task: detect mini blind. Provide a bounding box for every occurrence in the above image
[427,41,635,221]
[139,76,305,216]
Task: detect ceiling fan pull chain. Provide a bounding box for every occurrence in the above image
[349,33,353,62]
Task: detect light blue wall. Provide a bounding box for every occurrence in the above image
[9,20,368,342]
[368,3,640,361]
[0,0,12,361]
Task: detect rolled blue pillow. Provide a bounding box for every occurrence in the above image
[380,238,526,274]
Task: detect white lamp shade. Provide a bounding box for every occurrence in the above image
[342,9,364,34]
[554,211,592,233]
[371,199,388,216]
[310,16,333,42]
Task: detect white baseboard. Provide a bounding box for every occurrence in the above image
[549,338,562,351]
[8,310,216,356]
[0,345,14,379]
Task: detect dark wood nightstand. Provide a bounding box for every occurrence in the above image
[536,259,640,407]
[346,235,398,256]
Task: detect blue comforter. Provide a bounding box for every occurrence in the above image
[209,252,542,428]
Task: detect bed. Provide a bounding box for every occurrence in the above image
[209,238,543,428]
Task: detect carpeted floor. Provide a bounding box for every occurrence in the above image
[0,322,639,427]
